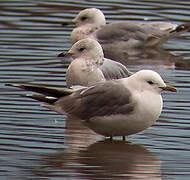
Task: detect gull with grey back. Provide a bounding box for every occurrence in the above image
[66,8,190,61]
[58,38,132,88]
[6,70,177,140]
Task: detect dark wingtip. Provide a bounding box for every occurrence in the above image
[5,83,12,87]
[5,83,21,88]
[170,23,190,33]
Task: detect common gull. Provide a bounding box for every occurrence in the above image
[58,38,132,88]
[6,70,177,140]
[65,8,190,60]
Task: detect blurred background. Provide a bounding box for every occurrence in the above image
[0,0,190,179]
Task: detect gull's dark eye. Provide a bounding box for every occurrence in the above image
[81,16,87,21]
[79,47,85,52]
[147,80,154,85]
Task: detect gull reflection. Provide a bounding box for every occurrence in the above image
[113,47,187,70]
[35,116,161,179]
[77,140,161,180]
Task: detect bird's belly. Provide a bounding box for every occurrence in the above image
[85,95,162,137]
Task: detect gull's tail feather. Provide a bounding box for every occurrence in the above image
[170,23,190,34]
[6,83,74,100]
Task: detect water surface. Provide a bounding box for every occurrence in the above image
[0,0,190,179]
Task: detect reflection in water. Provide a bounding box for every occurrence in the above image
[78,141,161,180]
[104,47,190,71]
[33,116,161,179]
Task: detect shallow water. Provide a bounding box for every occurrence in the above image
[0,0,190,179]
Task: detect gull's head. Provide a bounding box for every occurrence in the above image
[72,8,106,27]
[67,38,104,64]
[131,70,177,93]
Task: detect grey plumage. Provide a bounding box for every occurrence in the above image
[6,70,177,139]
[6,80,134,120]
[69,8,190,61]
[56,80,134,120]
[100,58,132,80]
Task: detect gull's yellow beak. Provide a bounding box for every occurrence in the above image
[160,85,177,92]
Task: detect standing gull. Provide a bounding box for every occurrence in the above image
[58,38,132,88]
[6,70,177,140]
[65,8,190,60]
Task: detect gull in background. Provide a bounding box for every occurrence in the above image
[6,70,177,140]
[64,8,190,60]
[58,38,132,88]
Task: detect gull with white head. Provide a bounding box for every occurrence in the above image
[58,38,132,88]
[6,70,177,140]
[66,8,190,60]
